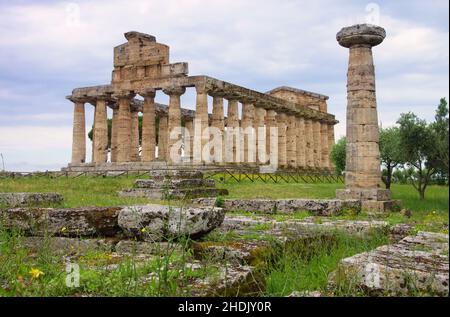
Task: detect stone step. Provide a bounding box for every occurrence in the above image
[134,178,216,189]
[118,187,229,200]
[149,170,204,180]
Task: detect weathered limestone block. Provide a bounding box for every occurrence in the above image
[192,198,361,216]
[0,192,63,207]
[1,207,121,236]
[330,231,449,296]
[115,240,182,254]
[17,237,114,255]
[118,187,229,200]
[134,178,216,189]
[118,204,225,241]
[148,169,204,180]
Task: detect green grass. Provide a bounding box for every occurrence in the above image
[264,230,390,296]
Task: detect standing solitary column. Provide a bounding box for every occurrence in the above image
[115,91,135,162]
[130,110,140,162]
[92,97,108,163]
[277,112,287,167]
[194,85,209,162]
[321,121,329,169]
[296,117,306,168]
[336,24,391,206]
[69,97,86,164]
[141,89,156,162]
[163,86,186,163]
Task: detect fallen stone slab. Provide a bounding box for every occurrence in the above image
[0,192,63,207]
[118,204,225,241]
[1,206,121,237]
[115,240,183,255]
[149,170,204,180]
[134,178,216,189]
[118,187,229,200]
[329,231,449,296]
[12,237,114,255]
[192,198,361,216]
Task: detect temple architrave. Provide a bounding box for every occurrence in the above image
[64,31,338,172]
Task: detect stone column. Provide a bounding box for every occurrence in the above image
[115,92,135,162]
[321,122,329,169]
[241,101,255,163]
[92,97,108,163]
[286,114,297,167]
[328,123,335,169]
[296,117,306,168]
[225,98,240,163]
[158,115,168,160]
[265,109,277,166]
[141,89,156,162]
[336,24,392,209]
[305,119,314,168]
[194,85,209,162]
[254,106,266,164]
[211,94,225,163]
[111,107,119,162]
[164,86,186,163]
[130,110,140,162]
[184,118,194,160]
[70,98,86,164]
[277,112,287,167]
[312,120,322,168]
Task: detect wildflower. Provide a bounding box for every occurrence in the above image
[141,227,147,233]
[29,268,44,279]
[61,227,67,232]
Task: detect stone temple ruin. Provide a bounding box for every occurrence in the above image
[64,31,338,173]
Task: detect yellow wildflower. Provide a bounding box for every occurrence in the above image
[61,227,67,232]
[29,268,44,279]
[141,228,147,233]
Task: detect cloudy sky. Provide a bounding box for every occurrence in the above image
[0,0,448,171]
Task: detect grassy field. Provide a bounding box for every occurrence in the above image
[0,175,448,296]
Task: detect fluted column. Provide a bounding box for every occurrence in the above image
[92,97,108,163]
[211,94,225,163]
[313,120,322,168]
[305,119,314,168]
[265,109,277,165]
[130,110,140,162]
[241,101,255,163]
[158,115,168,160]
[225,98,240,163]
[328,123,335,169]
[111,107,119,162]
[140,89,156,162]
[321,122,329,168]
[194,85,209,162]
[115,92,135,162]
[184,118,194,160]
[164,86,186,163]
[254,106,266,164]
[277,112,287,167]
[286,114,297,167]
[296,117,306,168]
[70,98,86,164]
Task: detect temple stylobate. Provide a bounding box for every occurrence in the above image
[64,31,338,172]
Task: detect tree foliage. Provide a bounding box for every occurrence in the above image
[331,136,346,175]
[379,127,403,189]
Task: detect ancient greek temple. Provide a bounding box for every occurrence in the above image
[65,31,338,172]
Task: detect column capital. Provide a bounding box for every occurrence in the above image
[139,88,156,98]
[195,84,207,94]
[66,95,88,104]
[112,90,136,100]
[163,86,186,97]
[336,24,385,48]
